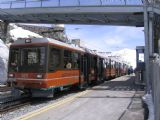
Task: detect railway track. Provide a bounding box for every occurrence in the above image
[0,84,93,115]
[0,89,79,115]
[0,79,106,117]
[0,85,11,92]
[0,93,31,114]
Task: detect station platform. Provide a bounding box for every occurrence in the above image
[16,75,145,120]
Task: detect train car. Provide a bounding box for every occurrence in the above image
[82,49,105,84]
[110,60,116,78]
[103,58,111,80]
[99,57,116,80]
[8,38,89,97]
[7,37,129,97]
[7,38,107,97]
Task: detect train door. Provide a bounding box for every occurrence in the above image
[96,57,100,81]
[97,57,103,81]
[99,58,104,81]
[94,56,98,81]
[80,55,88,88]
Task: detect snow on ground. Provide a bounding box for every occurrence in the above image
[112,48,136,69]
[0,39,9,84]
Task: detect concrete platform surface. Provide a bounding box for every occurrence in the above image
[19,75,145,120]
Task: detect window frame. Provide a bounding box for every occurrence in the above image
[9,45,47,73]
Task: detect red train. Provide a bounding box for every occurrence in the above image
[7,38,130,97]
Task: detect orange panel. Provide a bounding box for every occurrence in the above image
[12,70,80,89]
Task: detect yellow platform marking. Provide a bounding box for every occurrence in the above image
[14,90,91,120]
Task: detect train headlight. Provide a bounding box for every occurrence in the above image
[37,74,43,79]
[25,39,31,43]
[8,73,14,78]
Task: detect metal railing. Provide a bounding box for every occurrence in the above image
[0,0,143,9]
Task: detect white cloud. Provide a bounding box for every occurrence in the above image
[66,25,144,52]
[105,36,123,45]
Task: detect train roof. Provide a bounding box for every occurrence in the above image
[11,38,85,52]
[11,38,130,66]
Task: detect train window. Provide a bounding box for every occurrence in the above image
[64,50,72,69]
[111,61,115,68]
[90,56,96,68]
[72,52,79,69]
[21,47,45,66]
[9,47,47,73]
[49,48,61,71]
[9,48,20,72]
[103,60,106,68]
[40,47,45,65]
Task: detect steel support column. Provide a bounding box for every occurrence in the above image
[144,2,151,93]
[149,12,154,55]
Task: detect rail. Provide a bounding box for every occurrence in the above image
[0,0,143,9]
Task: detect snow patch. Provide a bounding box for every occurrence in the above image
[0,24,43,83]
[10,24,42,40]
[0,39,9,83]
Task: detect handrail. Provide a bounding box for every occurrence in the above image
[0,0,143,9]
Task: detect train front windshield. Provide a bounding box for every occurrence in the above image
[9,47,46,73]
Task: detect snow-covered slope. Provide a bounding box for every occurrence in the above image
[112,48,136,69]
[0,39,9,84]
[0,24,43,84]
[10,24,42,40]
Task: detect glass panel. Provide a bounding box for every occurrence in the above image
[80,0,101,6]
[138,53,144,62]
[11,2,25,8]
[9,46,46,72]
[21,48,41,65]
[9,48,20,72]
[40,47,45,65]
[72,52,79,69]
[26,1,41,7]
[49,48,61,71]
[0,3,11,8]
[42,0,59,7]
[98,0,124,5]
[126,0,142,5]
[60,0,79,6]
[64,50,72,69]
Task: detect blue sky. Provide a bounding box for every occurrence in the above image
[65,25,144,52]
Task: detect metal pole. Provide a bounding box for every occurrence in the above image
[59,0,61,6]
[124,0,127,5]
[149,12,154,55]
[10,1,12,8]
[100,0,103,5]
[78,0,80,6]
[41,0,43,7]
[144,1,151,93]
[25,0,27,8]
